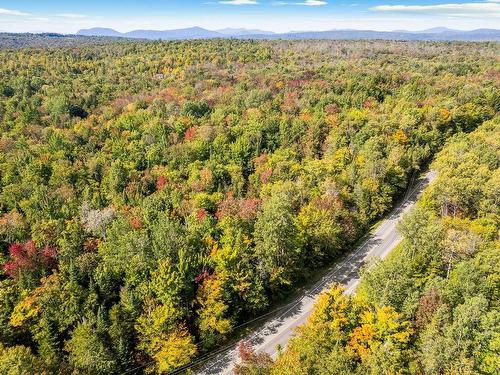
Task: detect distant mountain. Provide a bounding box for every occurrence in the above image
[76,27,500,41]
[467,28,500,35]
[77,27,276,39]
[124,27,222,39]
[77,28,123,37]
[396,27,498,35]
[416,27,458,34]
[268,28,500,41]
[78,27,221,39]
[216,28,275,36]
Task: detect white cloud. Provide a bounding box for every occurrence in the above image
[0,8,29,16]
[272,0,328,5]
[218,0,258,4]
[31,17,51,22]
[295,0,327,5]
[372,1,500,17]
[56,13,87,18]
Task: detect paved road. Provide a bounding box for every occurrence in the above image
[197,170,436,375]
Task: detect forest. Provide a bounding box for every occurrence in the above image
[237,118,499,374]
[0,38,498,374]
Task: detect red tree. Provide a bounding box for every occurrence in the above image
[156,175,167,190]
[3,240,57,278]
[234,341,272,375]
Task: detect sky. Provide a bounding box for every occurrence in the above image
[0,0,499,34]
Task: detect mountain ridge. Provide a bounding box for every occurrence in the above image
[76,26,500,41]
[216,28,275,36]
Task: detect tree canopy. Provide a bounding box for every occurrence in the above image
[245,118,499,375]
[0,37,498,373]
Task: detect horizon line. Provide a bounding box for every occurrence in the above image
[4,25,500,35]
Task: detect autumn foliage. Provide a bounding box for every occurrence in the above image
[0,37,497,374]
[3,241,56,278]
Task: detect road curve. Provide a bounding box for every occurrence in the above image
[198,170,437,375]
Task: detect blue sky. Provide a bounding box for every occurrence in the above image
[1,0,499,33]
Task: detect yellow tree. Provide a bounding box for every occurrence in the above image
[308,284,352,338]
[349,306,413,365]
[196,273,233,348]
[271,285,356,375]
[135,301,197,373]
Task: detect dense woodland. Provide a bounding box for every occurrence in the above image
[238,118,499,374]
[0,33,125,49]
[0,39,498,374]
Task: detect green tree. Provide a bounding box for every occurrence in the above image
[254,185,300,290]
[0,344,41,375]
[66,321,117,374]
